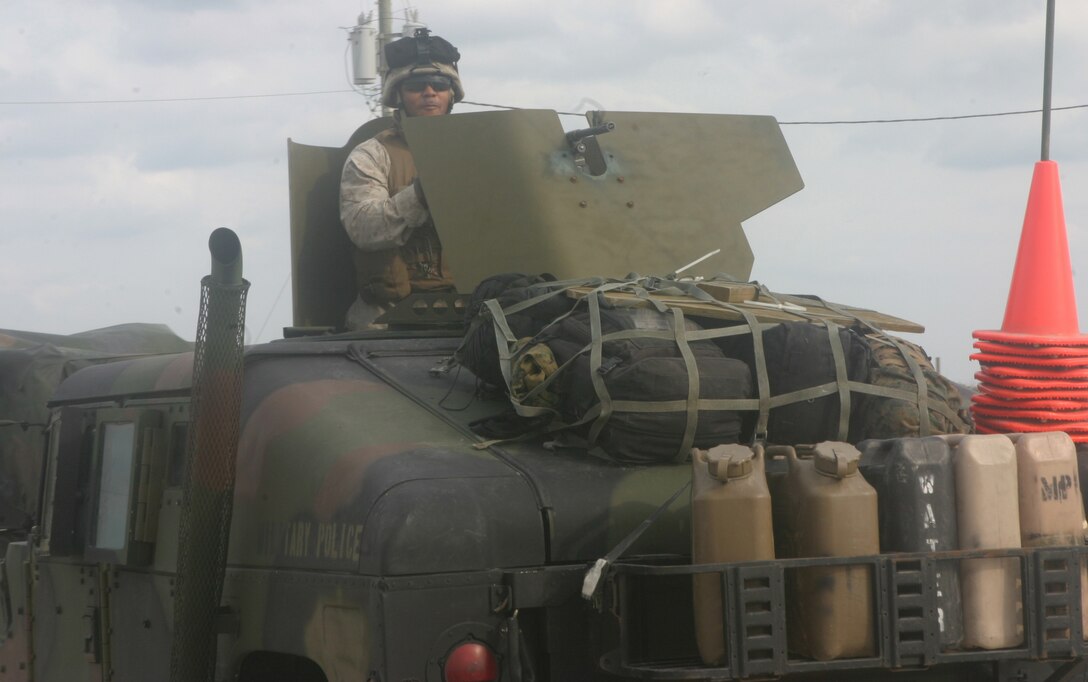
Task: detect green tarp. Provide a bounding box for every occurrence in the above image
[0,324,192,531]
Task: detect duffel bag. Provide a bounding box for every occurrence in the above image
[456,272,572,389]
[717,321,870,445]
[851,332,971,439]
[544,305,753,464]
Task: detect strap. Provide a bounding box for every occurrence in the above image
[648,286,773,443]
[644,280,771,443]
[485,298,527,401]
[736,306,771,444]
[497,275,606,318]
[581,478,692,600]
[485,275,968,457]
[807,295,968,435]
[882,335,932,437]
[586,290,614,446]
[670,307,700,462]
[823,320,852,440]
[483,277,618,419]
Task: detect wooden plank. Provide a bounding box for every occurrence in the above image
[772,293,926,334]
[565,286,925,333]
[694,281,759,303]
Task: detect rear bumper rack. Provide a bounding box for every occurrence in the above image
[601,547,1087,680]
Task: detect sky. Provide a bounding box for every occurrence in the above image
[2,1,1087,384]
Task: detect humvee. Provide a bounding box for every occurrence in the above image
[0,109,1084,682]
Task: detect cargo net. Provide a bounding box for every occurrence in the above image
[171,276,249,682]
[458,275,971,465]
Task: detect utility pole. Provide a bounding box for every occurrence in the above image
[350,0,423,117]
[378,0,394,117]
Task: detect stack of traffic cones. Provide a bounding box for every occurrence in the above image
[971,161,1088,442]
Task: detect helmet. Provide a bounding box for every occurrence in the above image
[381,29,464,109]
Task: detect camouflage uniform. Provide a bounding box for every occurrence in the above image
[340,123,440,328]
[340,129,430,252]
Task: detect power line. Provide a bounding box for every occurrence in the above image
[2,90,1086,126]
[458,101,1088,125]
[778,103,1088,125]
[0,90,355,105]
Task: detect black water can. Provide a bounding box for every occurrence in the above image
[858,436,964,650]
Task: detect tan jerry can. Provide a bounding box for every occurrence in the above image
[771,442,879,661]
[691,444,775,665]
[1012,431,1088,639]
[946,433,1024,650]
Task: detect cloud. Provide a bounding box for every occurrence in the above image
[2,0,1088,381]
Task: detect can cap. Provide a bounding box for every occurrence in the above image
[812,442,861,479]
[706,444,754,481]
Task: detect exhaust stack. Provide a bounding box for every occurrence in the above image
[170,227,249,682]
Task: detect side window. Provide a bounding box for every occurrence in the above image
[93,422,137,551]
[86,408,165,565]
[41,406,93,556]
[45,404,185,561]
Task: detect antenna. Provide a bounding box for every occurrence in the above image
[672,249,722,277]
[1040,0,1056,161]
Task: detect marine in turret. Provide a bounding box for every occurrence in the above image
[339,28,463,329]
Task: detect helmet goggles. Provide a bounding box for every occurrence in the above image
[401,74,453,93]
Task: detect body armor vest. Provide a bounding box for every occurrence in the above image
[354,127,455,305]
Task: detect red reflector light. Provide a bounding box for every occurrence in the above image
[443,640,499,682]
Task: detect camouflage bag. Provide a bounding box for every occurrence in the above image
[851,332,971,440]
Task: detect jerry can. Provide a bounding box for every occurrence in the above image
[857,436,963,649]
[1015,431,1084,544]
[691,444,775,665]
[771,442,879,661]
[947,434,1023,650]
[1012,431,1088,639]
[1078,444,1088,524]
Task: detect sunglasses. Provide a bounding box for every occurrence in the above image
[402,77,452,93]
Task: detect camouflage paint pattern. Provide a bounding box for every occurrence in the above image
[3,323,699,682]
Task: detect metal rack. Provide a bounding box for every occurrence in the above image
[601,547,1086,680]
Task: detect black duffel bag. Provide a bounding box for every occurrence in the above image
[717,321,870,445]
[545,306,752,464]
[456,272,571,389]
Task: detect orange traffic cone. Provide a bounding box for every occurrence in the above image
[999,160,1080,338]
[971,160,1088,441]
[973,340,1088,357]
